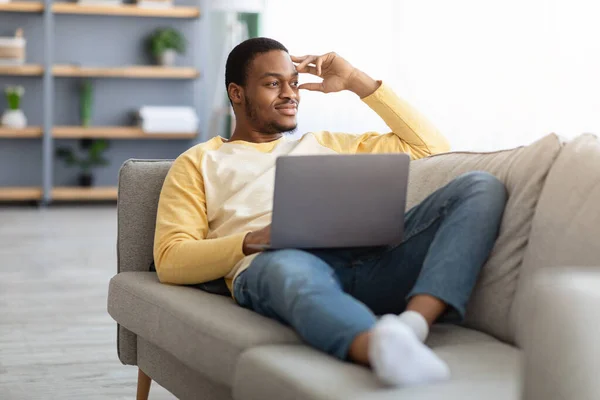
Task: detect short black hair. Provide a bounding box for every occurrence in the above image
[225,37,288,93]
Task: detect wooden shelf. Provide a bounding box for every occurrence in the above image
[0,65,44,76]
[52,65,199,79]
[53,126,197,139]
[52,3,200,18]
[0,2,44,13]
[52,186,117,201]
[0,127,43,138]
[0,187,42,201]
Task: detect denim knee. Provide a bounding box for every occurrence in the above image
[455,171,507,210]
[246,249,339,294]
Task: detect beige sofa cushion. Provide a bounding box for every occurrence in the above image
[512,134,600,345]
[108,272,301,387]
[406,134,563,343]
[234,325,521,400]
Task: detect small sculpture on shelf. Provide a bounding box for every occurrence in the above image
[146,27,186,67]
[56,139,110,187]
[1,85,27,129]
[79,79,93,127]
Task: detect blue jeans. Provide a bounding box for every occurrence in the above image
[233,171,507,360]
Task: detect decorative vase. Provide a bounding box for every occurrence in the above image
[80,80,93,127]
[78,173,93,187]
[1,109,27,129]
[158,49,176,66]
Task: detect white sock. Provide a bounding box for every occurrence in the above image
[369,315,450,387]
[398,310,429,343]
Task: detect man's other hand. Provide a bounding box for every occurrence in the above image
[291,52,380,98]
[243,225,271,255]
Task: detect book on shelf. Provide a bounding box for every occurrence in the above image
[77,0,124,6]
[137,106,199,134]
[0,29,25,66]
[135,0,173,9]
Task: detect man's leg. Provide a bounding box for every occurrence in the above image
[233,248,449,386]
[233,249,375,358]
[340,171,507,376]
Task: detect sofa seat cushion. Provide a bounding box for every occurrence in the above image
[107,272,301,387]
[233,324,520,400]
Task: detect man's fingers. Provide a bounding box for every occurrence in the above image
[315,57,323,76]
[295,55,318,72]
[290,55,308,63]
[298,82,325,92]
[298,65,318,76]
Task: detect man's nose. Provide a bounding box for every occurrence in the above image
[280,83,298,100]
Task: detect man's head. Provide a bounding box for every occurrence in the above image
[225,37,300,135]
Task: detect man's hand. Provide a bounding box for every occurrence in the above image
[242,225,271,255]
[291,52,380,98]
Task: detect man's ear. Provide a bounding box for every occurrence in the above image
[228,83,244,105]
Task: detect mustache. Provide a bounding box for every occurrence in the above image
[275,100,299,107]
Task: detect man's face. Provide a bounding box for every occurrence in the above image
[242,50,300,135]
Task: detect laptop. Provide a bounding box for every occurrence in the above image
[247,152,411,251]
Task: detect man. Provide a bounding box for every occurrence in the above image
[154,37,507,387]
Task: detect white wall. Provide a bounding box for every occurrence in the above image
[262,0,600,151]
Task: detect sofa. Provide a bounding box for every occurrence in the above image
[107,133,600,400]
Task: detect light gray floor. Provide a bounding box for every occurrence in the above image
[0,206,175,400]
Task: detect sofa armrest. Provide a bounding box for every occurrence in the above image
[113,159,173,366]
[521,266,600,400]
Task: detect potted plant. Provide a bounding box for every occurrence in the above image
[56,139,110,187]
[146,27,186,66]
[1,85,27,129]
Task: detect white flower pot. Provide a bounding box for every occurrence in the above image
[158,49,177,66]
[1,109,27,129]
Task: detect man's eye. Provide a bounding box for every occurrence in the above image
[267,82,279,87]
[291,81,299,87]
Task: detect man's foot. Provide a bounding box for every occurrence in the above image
[398,310,430,343]
[369,315,450,386]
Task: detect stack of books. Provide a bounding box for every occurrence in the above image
[77,0,123,6]
[137,106,199,134]
[136,0,173,9]
[0,29,25,66]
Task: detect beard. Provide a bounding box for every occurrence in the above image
[245,95,297,135]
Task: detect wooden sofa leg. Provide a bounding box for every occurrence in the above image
[137,367,152,400]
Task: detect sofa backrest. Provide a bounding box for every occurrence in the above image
[406,133,563,344]
[117,159,173,273]
[511,134,600,346]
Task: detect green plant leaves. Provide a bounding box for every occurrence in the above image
[147,27,186,58]
[55,139,110,172]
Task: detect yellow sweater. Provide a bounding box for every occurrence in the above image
[153,82,450,292]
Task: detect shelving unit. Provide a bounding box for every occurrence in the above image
[52,186,117,201]
[0,2,44,13]
[0,0,204,204]
[53,65,199,79]
[0,65,198,79]
[53,126,197,139]
[0,127,43,138]
[52,3,200,18]
[0,65,44,76]
[0,187,43,201]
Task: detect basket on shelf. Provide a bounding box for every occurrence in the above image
[0,29,25,66]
